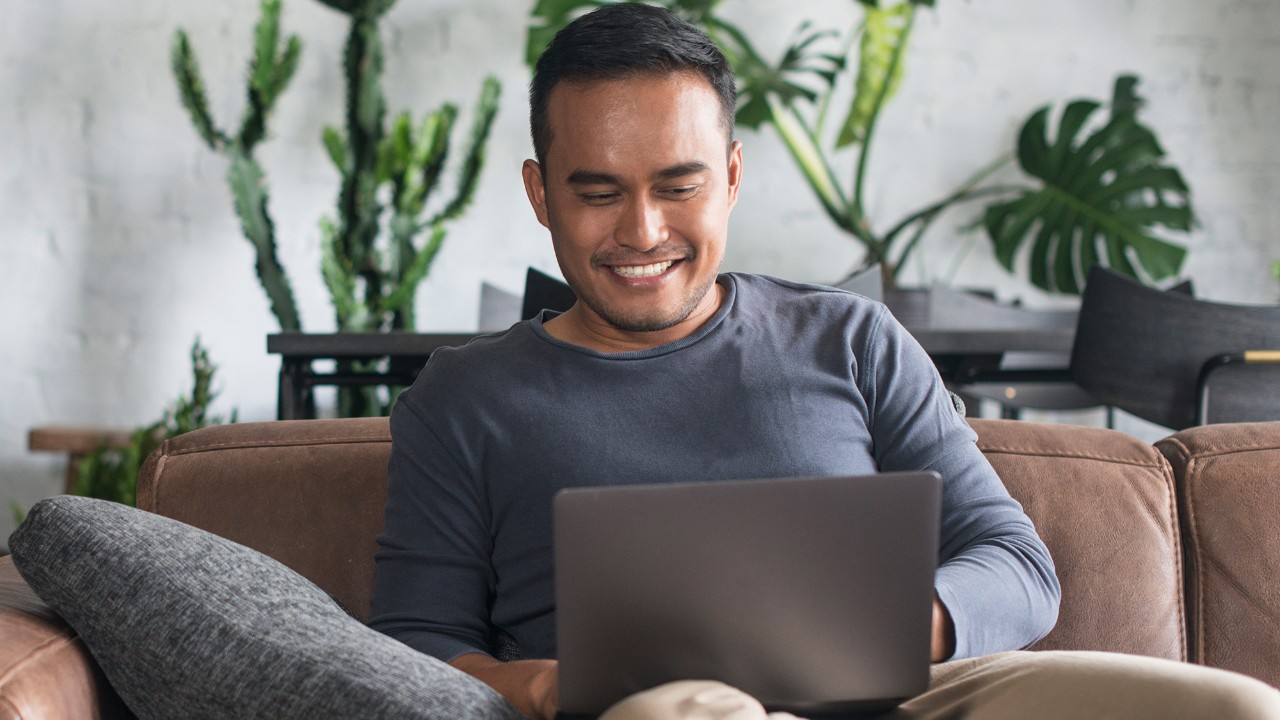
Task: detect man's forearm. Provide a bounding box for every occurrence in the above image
[450,652,559,720]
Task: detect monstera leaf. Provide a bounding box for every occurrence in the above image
[984,76,1192,294]
[714,19,843,129]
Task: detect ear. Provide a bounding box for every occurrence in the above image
[725,140,743,211]
[522,159,551,229]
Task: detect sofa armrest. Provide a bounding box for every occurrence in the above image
[0,556,130,719]
[136,417,392,622]
[1158,421,1280,687]
[971,418,1186,661]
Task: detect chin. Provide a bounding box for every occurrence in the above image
[594,306,689,333]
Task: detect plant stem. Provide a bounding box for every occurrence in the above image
[884,184,1024,282]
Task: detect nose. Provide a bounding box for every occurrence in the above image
[615,195,667,250]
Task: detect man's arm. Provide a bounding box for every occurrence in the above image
[369,393,500,661]
[450,654,559,720]
[860,306,1060,658]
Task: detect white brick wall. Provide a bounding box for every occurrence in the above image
[2,0,1278,539]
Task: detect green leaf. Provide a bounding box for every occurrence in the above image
[435,76,501,224]
[170,30,227,150]
[1110,73,1143,119]
[767,97,850,230]
[712,18,841,130]
[837,3,912,147]
[410,106,455,215]
[250,0,283,96]
[525,0,610,68]
[984,77,1193,294]
[320,215,360,329]
[382,222,447,316]
[226,148,301,330]
[271,35,304,102]
[323,126,348,173]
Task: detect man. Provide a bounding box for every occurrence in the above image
[370,5,1280,719]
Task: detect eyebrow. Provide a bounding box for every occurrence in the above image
[565,161,712,186]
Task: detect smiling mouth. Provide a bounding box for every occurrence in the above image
[609,260,676,279]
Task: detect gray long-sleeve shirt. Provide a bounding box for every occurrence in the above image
[369,273,1060,663]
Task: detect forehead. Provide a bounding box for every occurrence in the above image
[542,71,728,175]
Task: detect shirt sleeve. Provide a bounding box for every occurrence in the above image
[367,389,496,662]
[858,304,1061,659]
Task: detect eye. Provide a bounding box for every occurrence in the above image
[661,185,700,199]
[579,191,620,205]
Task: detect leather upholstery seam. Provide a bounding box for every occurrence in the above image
[160,436,391,458]
[1184,458,1207,664]
[0,631,79,688]
[1170,441,1280,459]
[149,437,391,515]
[1159,460,1188,661]
[977,445,1165,468]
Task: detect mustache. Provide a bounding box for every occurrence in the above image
[591,245,695,267]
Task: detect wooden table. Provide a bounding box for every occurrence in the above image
[268,333,477,420]
[27,426,134,493]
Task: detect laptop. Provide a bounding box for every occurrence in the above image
[554,472,941,717]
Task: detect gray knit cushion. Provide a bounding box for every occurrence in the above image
[8,496,522,720]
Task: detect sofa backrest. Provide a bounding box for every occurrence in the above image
[138,417,1187,660]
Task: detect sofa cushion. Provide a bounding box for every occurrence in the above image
[970,419,1185,661]
[1158,421,1280,687]
[7,496,522,720]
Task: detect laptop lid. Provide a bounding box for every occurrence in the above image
[554,472,940,716]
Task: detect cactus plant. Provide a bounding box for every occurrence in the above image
[172,0,500,338]
[172,0,303,330]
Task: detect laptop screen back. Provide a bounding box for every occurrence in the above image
[554,472,940,716]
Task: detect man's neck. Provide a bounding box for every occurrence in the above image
[543,282,727,354]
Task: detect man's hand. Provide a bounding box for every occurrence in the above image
[931,594,956,662]
[450,653,558,720]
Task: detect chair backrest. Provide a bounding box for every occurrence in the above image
[1070,267,1280,430]
[521,267,577,321]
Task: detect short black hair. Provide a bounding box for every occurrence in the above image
[529,3,735,169]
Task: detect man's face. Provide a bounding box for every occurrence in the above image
[523,71,742,342]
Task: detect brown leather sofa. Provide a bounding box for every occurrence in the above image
[2,417,1278,718]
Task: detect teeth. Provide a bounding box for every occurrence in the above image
[611,261,674,278]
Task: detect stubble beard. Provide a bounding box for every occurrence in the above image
[580,265,720,334]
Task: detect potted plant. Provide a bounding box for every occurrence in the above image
[173,0,501,414]
[526,1,1195,296]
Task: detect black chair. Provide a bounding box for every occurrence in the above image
[521,267,577,321]
[1070,266,1280,430]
